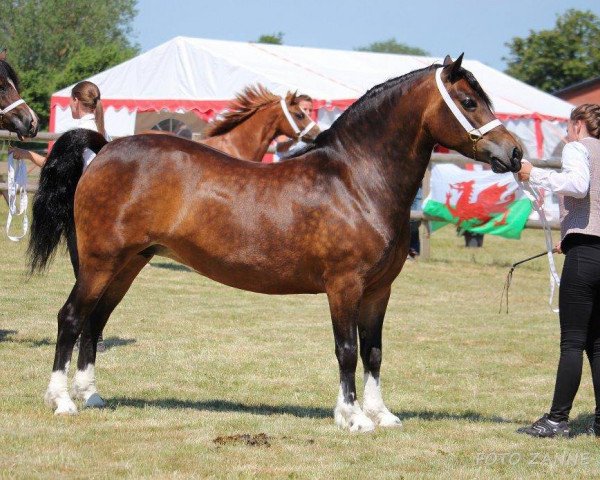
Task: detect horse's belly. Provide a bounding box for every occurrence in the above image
[157,246,323,295]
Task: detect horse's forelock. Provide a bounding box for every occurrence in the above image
[0,60,20,93]
[460,68,493,110]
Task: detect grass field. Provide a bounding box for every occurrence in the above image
[1,200,599,479]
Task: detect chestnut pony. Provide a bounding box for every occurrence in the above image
[145,84,320,162]
[30,56,522,431]
[0,50,38,139]
[203,84,319,161]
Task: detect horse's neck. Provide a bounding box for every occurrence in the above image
[204,106,279,162]
[326,96,434,223]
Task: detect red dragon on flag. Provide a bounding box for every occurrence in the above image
[423,164,532,239]
[445,180,516,228]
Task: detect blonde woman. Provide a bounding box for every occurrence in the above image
[10,81,107,167]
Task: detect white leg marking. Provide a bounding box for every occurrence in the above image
[362,372,402,427]
[334,385,375,433]
[44,362,78,415]
[71,364,106,408]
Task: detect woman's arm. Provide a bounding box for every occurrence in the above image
[521,142,590,198]
[9,147,47,168]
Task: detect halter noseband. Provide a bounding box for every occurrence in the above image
[0,78,26,123]
[435,67,502,156]
[280,98,317,141]
[0,98,25,116]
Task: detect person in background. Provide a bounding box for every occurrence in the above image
[409,184,423,258]
[517,104,600,438]
[273,94,314,161]
[10,80,109,352]
[10,80,108,167]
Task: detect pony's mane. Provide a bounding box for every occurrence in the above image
[286,63,493,159]
[205,84,281,137]
[0,60,21,93]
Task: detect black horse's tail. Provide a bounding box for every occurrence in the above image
[27,128,107,274]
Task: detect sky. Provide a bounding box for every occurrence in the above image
[133,0,600,71]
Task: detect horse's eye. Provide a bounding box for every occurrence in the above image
[294,112,305,120]
[461,98,477,110]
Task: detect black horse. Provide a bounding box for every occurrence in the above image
[31,55,521,431]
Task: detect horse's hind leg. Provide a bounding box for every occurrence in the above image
[359,287,402,427]
[327,276,375,432]
[44,262,120,415]
[72,254,151,408]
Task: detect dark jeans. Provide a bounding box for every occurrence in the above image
[549,237,600,423]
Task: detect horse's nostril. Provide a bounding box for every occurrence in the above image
[512,147,523,161]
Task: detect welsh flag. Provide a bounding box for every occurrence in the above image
[422,164,532,239]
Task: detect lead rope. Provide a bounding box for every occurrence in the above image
[499,250,555,314]
[5,134,29,241]
[506,176,561,313]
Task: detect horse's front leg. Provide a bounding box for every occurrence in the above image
[327,276,375,432]
[359,287,402,427]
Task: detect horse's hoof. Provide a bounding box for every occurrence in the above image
[348,413,376,433]
[377,412,402,428]
[54,398,78,415]
[84,393,106,409]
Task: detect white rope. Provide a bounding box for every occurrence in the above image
[6,151,29,241]
[516,177,560,313]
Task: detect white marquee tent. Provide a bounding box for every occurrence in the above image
[51,36,574,159]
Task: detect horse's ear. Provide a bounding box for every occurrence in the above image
[443,53,464,83]
[0,49,6,61]
[449,53,464,82]
[287,90,298,104]
[443,55,453,66]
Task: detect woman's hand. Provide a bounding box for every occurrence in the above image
[553,242,562,255]
[517,159,533,182]
[8,147,33,161]
[9,147,46,167]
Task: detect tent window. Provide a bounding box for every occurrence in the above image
[151,118,193,139]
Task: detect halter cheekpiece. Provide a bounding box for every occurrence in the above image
[280,98,316,141]
[435,67,502,155]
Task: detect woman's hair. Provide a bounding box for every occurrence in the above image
[296,94,313,104]
[71,81,105,137]
[570,103,600,139]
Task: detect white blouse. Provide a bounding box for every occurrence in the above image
[528,141,590,199]
[73,113,108,169]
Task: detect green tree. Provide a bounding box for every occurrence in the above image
[256,32,284,45]
[504,9,600,92]
[0,0,138,128]
[355,38,429,56]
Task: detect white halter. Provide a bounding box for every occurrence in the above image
[280,98,317,140]
[434,67,502,140]
[0,79,27,120]
[0,98,25,116]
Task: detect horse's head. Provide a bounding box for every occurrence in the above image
[278,91,321,142]
[0,50,38,139]
[427,54,521,173]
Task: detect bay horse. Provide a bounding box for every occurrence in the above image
[30,55,522,432]
[0,50,38,139]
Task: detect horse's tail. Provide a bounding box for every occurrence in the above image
[27,128,107,274]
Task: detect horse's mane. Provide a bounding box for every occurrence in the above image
[286,63,493,159]
[0,60,21,93]
[205,84,282,137]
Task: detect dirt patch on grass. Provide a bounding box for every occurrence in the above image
[213,433,271,447]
